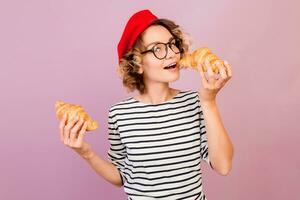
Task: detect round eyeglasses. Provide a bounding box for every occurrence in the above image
[141,37,183,60]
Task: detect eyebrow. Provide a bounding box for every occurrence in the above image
[145,36,174,48]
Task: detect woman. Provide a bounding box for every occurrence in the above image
[59,9,234,200]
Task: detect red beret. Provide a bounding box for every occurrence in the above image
[117,9,158,63]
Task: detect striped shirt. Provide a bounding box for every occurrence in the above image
[107,90,214,200]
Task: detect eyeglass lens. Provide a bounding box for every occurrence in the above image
[153,38,182,59]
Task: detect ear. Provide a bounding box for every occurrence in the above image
[138,67,144,74]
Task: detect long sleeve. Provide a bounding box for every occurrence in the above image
[107,107,127,185]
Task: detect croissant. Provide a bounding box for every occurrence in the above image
[55,100,99,131]
[179,47,224,74]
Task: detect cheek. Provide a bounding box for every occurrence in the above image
[143,59,164,72]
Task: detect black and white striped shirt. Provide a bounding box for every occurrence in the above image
[107,90,214,200]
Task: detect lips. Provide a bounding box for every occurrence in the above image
[164,62,177,69]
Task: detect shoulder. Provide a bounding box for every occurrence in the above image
[108,96,136,116]
[179,89,199,99]
[175,90,201,109]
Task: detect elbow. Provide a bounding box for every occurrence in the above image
[218,164,232,176]
[216,150,234,176]
[116,183,123,188]
[212,159,232,176]
[116,177,124,188]
[219,169,231,176]
[113,181,123,188]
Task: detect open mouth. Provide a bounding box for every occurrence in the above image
[164,63,177,70]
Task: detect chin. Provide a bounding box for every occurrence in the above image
[167,72,180,82]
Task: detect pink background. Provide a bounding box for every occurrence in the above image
[1,0,299,199]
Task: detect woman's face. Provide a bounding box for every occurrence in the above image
[140,25,181,84]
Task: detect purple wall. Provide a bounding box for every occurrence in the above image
[1,0,299,199]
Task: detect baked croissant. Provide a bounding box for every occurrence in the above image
[55,100,99,131]
[179,47,224,74]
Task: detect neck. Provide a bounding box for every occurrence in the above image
[137,84,177,104]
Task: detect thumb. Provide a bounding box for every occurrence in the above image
[197,63,207,86]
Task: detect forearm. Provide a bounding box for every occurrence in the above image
[79,150,123,187]
[201,100,234,175]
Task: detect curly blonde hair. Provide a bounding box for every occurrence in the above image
[117,18,192,95]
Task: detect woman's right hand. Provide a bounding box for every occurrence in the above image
[59,113,92,156]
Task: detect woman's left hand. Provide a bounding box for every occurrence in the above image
[197,57,232,103]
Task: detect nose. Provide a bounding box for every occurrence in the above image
[165,44,176,59]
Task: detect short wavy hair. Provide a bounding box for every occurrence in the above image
[117,18,192,94]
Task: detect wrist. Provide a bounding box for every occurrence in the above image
[73,143,92,157]
[81,149,95,160]
[198,92,217,105]
[201,99,217,106]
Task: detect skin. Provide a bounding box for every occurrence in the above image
[59,113,124,187]
[58,24,234,179]
[136,24,234,175]
[59,113,90,155]
[134,25,182,104]
[197,59,234,176]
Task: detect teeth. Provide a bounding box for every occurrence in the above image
[168,63,176,67]
[164,63,177,69]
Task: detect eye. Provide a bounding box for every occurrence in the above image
[153,46,161,52]
[175,39,182,47]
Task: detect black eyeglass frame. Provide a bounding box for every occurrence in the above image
[140,37,184,60]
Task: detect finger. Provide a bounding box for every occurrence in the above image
[205,58,215,83]
[77,121,88,141]
[212,61,221,80]
[70,117,85,142]
[197,63,208,87]
[215,65,227,88]
[63,116,79,145]
[218,62,227,80]
[59,113,67,142]
[224,60,232,78]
